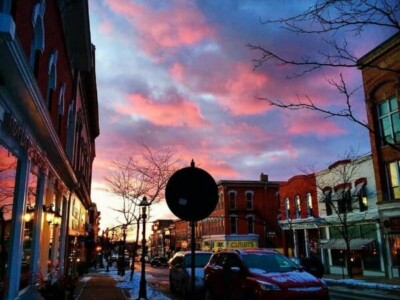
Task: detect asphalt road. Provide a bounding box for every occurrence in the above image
[143,265,400,300]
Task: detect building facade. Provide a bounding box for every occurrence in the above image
[358,32,400,278]
[0,1,99,299]
[316,155,384,277]
[278,173,320,258]
[200,173,283,252]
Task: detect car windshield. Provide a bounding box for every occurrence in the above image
[242,253,300,273]
[184,253,212,268]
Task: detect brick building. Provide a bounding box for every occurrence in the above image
[200,173,283,252]
[358,32,400,278]
[0,1,99,299]
[278,173,319,258]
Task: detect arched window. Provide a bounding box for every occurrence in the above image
[228,190,237,209]
[230,215,237,234]
[46,50,58,109]
[57,83,66,134]
[245,190,254,210]
[322,187,332,216]
[29,0,46,76]
[295,195,301,219]
[285,197,290,220]
[306,192,313,217]
[247,215,254,234]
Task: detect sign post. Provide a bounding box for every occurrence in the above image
[165,160,218,295]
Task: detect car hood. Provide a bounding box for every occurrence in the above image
[251,269,322,288]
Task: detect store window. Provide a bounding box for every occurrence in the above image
[247,215,254,234]
[0,144,18,292]
[285,197,290,220]
[387,160,400,200]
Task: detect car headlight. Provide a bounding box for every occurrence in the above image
[257,280,281,291]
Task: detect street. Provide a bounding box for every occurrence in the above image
[138,264,400,300]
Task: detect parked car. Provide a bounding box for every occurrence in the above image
[150,256,168,267]
[204,249,330,300]
[168,251,213,297]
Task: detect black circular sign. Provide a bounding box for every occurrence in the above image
[165,165,218,221]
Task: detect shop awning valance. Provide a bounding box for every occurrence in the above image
[321,238,375,250]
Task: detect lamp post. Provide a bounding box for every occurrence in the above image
[121,224,127,276]
[138,196,149,300]
[105,228,110,272]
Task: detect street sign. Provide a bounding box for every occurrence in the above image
[165,161,218,221]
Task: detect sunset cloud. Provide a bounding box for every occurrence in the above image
[115,92,208,128]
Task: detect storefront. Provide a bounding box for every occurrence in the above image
[202,234,259,252]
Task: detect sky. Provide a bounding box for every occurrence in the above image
[87,0,397,233]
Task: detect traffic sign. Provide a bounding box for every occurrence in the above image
[165,161,218,221]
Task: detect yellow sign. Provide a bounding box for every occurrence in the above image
[228,241,257,249]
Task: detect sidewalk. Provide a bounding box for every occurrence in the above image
[74,272,130,300]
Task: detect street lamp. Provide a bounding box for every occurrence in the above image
[138,196,150,300]
[121,224,127,276]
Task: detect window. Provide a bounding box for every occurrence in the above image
[387,161,400,200]
[247,215,254,234]
[322,188,332,216]
[295,195,301,219]
[57,83,66,134]
[29,0,46,77]
[245,191,253,210]
[228,191,237,209]
[46,51,58,109]
[306,193,313,217]
[230,215,237,234]
[333,185,352,214]
[353,179,368,212]
[378,97,400,145]
[285,197,290,219]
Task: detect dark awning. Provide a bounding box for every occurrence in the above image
[321,238,375,250]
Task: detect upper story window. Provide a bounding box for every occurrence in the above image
[230,215,237,234]
[321,187,332,216]
[285,197,290,220]
[247,215,254,234]
[306,192,313,217]
[245,191,254,210]
[295,195,301,219]
[353,178,368,212]
[228,190,237,209]
[387,161,400,200]
[29,0,46,76]
[46,51,58,109]
[378,97,400,145]
[333,184,352,214]
[218,192,224,210]
[57,83,66,134]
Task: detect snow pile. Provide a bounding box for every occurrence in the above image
[323,278,400,291]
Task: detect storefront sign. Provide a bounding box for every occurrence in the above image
[228,241,257,249]
[3,112,46,168]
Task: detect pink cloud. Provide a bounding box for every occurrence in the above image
[99,20,113,34]
[285,112,345,136]
[115,93,208,128]
[105,0,214,57]
[170,63,184,83]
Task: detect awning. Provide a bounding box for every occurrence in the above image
[321,238,375,250]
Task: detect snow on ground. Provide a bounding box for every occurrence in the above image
[102,268,171,300]
[94,266,400,299]
[323,278,400,291]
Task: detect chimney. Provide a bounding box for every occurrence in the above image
[260,173,268,182]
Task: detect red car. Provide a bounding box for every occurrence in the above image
[204,249,329,300]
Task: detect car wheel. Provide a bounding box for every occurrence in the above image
[204,287,214,300]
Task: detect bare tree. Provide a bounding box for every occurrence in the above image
[247,0,400,138]
[315,150,377,278]
[104,140,179,278]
